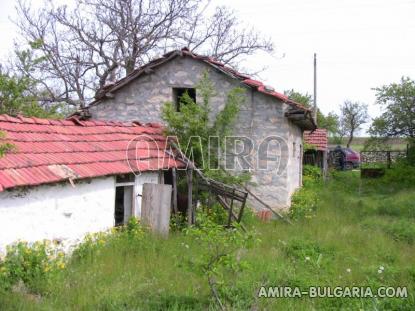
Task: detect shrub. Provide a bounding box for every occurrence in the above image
[382,162,415,187]
[0,240,66,292]
[72,217,145,262]
[289,165,322,220]
[184,211,258,309]
[303,164,322,181]
[289,188,319,220]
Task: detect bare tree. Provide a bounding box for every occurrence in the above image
[13,0,274,108]
[339,100,369,148]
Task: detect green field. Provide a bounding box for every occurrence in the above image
[328,137,408,151]
[1,168,415,310]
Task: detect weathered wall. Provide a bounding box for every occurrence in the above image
[0,177,116,254]
[0,172,163,254]
[89,56,303,209]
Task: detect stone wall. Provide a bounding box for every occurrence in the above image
[89,56,303,210]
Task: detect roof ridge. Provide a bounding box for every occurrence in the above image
[0,155,170,171]
[88,47,310,112]
[0,114,163,129]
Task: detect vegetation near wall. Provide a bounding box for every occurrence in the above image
[289,165,321,220]
[1,163,415,310]
[162,72,250,185]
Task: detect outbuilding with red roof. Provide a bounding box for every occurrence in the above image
[0,114,184,253]
[303,128,329,176]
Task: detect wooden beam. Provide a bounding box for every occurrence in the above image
[187,169,193,226]
[217,195,246,231]
[172,168,178,213]
[237,193,248,223]
[227,190,235,227]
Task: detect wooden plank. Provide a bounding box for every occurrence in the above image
[141,183,172,237]
[172,168,178,213]
[187,169,193,225]
[237,193,248,222]
[227,190,235,227]
[217,195,246,231]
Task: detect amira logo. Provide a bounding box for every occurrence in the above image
[125,134,161,176]
[125,135,289,176]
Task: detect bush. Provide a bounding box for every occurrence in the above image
[303,164,322,181]
[0,240,66,292]
[72,217,145,262]
[383,162,415,187]
[289,165,321,220]
[289,188,319,220]
[184,211,258,309]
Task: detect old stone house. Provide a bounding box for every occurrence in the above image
[0,114,183,253]
[87,48,316,210]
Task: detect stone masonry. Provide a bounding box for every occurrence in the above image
[89,55,303,210]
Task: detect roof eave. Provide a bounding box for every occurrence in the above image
[285,109,317,131]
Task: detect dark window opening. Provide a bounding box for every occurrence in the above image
[114,185,134,226]
[116,174,135,183]
[163,169,173,185]
[173,88,196,112]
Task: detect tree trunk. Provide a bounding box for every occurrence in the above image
[347,130,354,148]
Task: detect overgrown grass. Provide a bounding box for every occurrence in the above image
[1,167,415,310]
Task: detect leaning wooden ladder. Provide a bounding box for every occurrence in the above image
[198,177,248,228]
[168,142,249,229]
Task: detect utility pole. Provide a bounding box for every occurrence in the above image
[313,53,317,123]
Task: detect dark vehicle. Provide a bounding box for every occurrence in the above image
[329,147,360,170]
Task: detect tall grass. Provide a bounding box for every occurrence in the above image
[1,167,414,310]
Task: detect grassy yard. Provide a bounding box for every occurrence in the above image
[1,169,415,310]
[328,137,408,151]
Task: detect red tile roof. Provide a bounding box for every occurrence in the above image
[303,129,328,151]
[0,115,184,192]
[91,48,310,113]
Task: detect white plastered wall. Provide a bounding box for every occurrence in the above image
[0,177,116,254]
[0,171,162,255]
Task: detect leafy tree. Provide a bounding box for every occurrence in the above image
[370,77,415,139]
[0,68,66,118]
[162,72,250,184]
[284,89,312,107]
[339,100,369,148]
[284,89,340,135]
